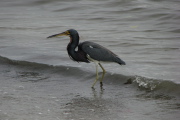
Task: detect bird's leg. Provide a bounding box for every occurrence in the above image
[98,63,106,87]
[92,63,99,88]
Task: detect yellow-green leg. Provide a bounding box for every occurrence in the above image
[99,63,106,87]
[91,63,106,88]
[92,63,99,88]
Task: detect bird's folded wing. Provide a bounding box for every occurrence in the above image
[79,41,118,62]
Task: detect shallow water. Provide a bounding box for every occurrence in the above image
[0,56,179,120]
[0,0,180,120]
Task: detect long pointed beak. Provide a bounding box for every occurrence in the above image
[47,32,68,38]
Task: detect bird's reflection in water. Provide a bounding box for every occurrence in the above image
[91,86,104,100]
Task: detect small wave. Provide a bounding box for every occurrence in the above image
[0,55,54,69]
[133,76,160,91]
[132,76,180,97]
[0,55,89,78]
[0,55,179,97]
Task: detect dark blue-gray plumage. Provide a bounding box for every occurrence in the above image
[47,29,125,87]
[79,41,126,65]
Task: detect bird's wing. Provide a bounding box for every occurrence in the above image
[79,41,118,62]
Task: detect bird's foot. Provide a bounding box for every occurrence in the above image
[100,82,103,88]
[91,86,95,89]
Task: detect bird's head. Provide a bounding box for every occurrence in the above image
[47,29,78,38]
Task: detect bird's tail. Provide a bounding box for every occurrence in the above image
[115,57,126,65]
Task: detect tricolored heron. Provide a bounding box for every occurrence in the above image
[47,29,126,87]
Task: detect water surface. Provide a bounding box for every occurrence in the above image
[0,0,180,120]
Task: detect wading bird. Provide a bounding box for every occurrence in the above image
[47,29,126,87]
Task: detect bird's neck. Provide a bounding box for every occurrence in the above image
[67,34,80,60]
[69,35,79,49]
[66,34,89,63]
